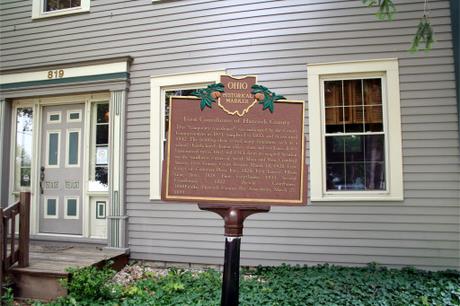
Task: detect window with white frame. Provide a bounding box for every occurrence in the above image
[149,70,225,199]
[14,107,33,191]
[307,59,403,201]
[89,102,110,192]
[32,0,90,19]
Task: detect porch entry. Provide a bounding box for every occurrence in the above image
[40,104,84,235]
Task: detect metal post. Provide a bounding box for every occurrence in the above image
[221,237,241,306]
[198,205,270,306]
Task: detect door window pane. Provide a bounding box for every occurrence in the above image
[96,201,106,219]
[48,133,59,166]
[68,131,79,165]
[15,108,33,188]
[46,198,57,217]
[66,199,78,217]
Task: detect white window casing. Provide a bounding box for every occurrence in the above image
[149,70,225,200]
[307,58,403,201]
[32,0,90,19]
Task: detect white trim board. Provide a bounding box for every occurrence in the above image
[307,58,403,202]
[0,62,128,85]
[149,70,225,200]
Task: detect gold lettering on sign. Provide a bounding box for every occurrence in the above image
[47,70,65,79]
[227,82,248,90]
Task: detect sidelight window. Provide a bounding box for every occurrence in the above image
[14,108,33,190]
[89,102,109,192]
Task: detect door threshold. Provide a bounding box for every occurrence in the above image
[31,233,107,245]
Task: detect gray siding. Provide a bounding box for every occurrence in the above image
[1,0,459,270]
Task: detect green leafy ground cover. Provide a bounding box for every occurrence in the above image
[26,263,460,306]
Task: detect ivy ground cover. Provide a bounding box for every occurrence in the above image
[30,263,459,306]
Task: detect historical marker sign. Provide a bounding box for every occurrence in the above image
[162,75,306,205]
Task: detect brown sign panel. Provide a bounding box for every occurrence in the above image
[162,76,306,206]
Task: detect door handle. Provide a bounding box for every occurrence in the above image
[40,166,45,194]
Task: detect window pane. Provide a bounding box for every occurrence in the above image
[324,81,342,107]
[325,107,344,133]
[326,136,344,164]
[365,135,385,162]
[69,112,80,120]
[345,162,365,190]
[366,162,385,190]
[96,202,106,219]
[344,106,364,133]
[46,0,81,11]
[15,108,33,187]
[345,136,364,162]
[95,167,108,185]
[49,114,60,122]
[326,163,345,190]
[363,79,382,105]
[343,80,362,106]
[48,133,59,166]
[20,168,31,186]
[96,125,109,145]
[365,135,386,191]
[68,132,79,165]
[67,199,77,217]
[364,105,383,132]
[97,104,109,123]
[47,199,57,216]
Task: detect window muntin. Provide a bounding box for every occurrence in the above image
[323,78,385,192]
[14,108,33,189]
[89,102,109,192]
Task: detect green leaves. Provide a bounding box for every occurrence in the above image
[362,0,435,52]
[362,0,396,20]
[191,83,225,110]
[251,84,285,113]
[410,15,435,53]
[37,264,460,305]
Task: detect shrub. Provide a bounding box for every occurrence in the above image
[61,262,119,303]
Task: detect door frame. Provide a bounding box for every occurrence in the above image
[9,92,110,238]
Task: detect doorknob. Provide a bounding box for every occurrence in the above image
[40,166,45,194]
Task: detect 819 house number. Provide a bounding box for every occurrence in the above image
[47,69,64,79]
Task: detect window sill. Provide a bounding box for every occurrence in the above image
[311,194,404,202]
[32,7,90,20]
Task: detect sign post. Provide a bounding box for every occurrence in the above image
[162,75,307,306]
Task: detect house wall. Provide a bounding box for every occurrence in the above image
[1,0,459,270]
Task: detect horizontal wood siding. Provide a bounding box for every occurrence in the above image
[1,0,458,270]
